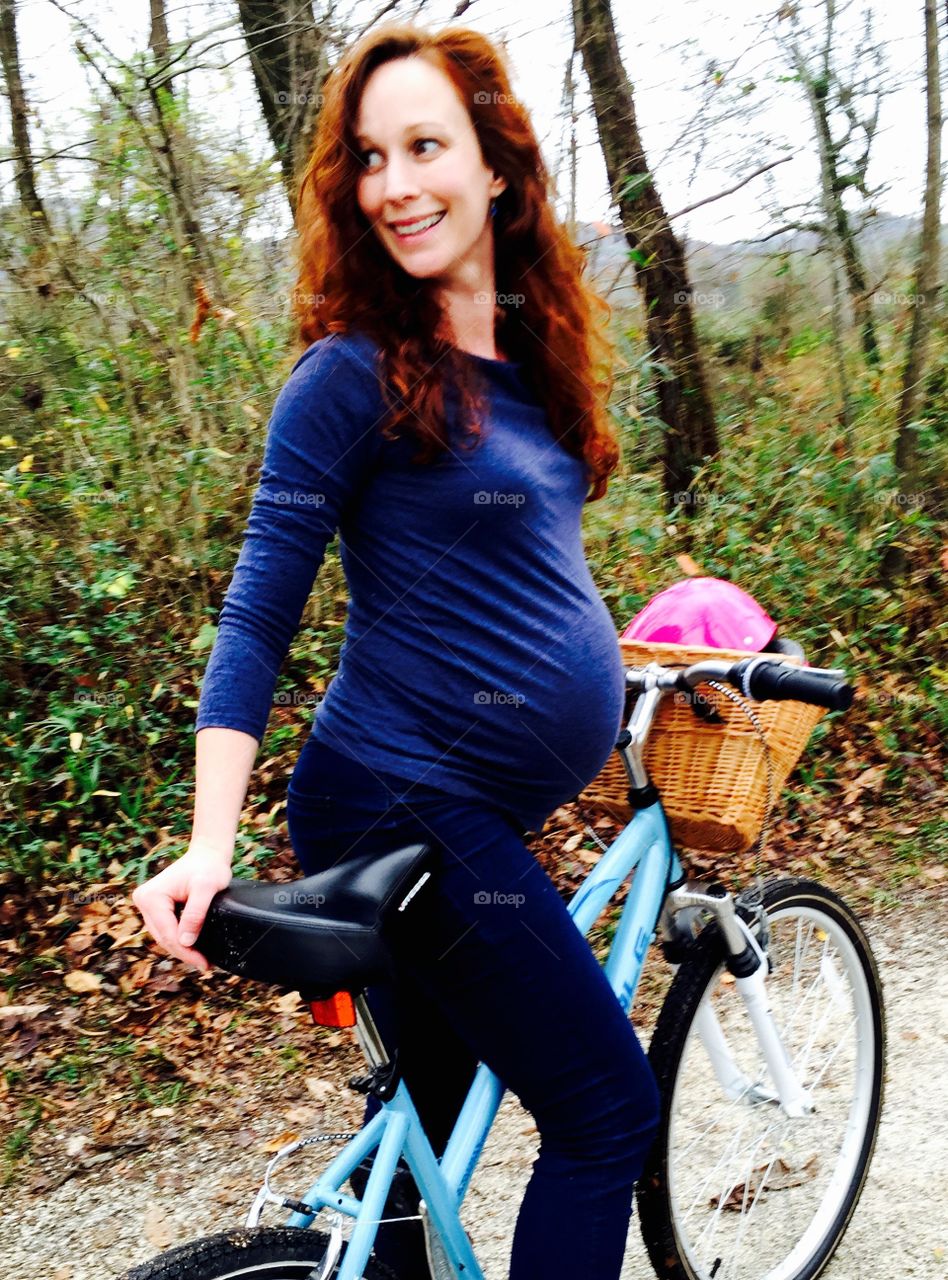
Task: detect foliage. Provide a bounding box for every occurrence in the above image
[0,78,944,894]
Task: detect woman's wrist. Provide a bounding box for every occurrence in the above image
[186,835,235,865]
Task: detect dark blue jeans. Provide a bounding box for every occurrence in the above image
[286,734,661,1280]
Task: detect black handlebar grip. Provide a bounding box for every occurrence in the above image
[728,658,855,711]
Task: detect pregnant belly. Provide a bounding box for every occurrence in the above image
[547,674,624,782]
[315,587,625,805]
[512,606,626,792]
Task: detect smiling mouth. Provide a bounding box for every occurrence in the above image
[388,210,447,240]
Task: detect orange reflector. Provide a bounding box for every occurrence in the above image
[308,991,356,1027]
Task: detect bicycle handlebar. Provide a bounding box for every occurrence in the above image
[625,655,855,713]
[727,657,854,711]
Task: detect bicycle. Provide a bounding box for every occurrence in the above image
[124,652,885,1280]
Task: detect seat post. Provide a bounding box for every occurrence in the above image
[354,992,388,1069]
[349,993,402,1102]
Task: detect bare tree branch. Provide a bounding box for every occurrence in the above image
[664,155,794,222]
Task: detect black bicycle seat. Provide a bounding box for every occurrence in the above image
[192,842,434,998]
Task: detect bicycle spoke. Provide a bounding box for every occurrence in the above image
[639,884,884,1280]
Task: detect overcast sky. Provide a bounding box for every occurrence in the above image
[4,0,934,245]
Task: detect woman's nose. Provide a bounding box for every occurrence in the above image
[382,153,421,205]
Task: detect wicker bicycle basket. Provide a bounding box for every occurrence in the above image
[578,638,827,853]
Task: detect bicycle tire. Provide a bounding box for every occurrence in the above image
[122,1225,399,1279]
[636,877,885,1280]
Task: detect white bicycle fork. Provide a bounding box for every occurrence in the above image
[666,888,814,1119]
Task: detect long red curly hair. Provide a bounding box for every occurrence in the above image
[292,21,619,501]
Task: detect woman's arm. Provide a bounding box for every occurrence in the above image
[194,335,384,740]
[190,725,259,859]
[131,727,257,969]
[133,334,384,969]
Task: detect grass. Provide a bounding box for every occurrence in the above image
[128,1071,192,1108]
[1,1099,43,1188]
[865,816,947,888]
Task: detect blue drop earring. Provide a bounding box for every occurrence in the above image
[490,197,498,219]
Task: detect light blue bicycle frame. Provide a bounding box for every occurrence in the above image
[283,798,682,1280]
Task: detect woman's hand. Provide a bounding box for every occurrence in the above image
[132,839,233,972]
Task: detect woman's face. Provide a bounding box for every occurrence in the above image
[354,56,507,284]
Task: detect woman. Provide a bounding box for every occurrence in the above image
[132,21,660,1280]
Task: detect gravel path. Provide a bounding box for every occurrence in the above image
[2,890,945,1279]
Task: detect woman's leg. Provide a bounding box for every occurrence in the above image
[287,739,660,1278]
[381,795,662,1280]
[285,743,479,1272]
[286,741,482,1149]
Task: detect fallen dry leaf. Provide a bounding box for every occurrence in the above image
[305,1077,336,1104]
[711,1153,820,1210]
[284,1105,322,1127]
[842,764,888,803]
[94,1108,118,1136]
[261,1129,300,1152]
[177,1063,211,1085]
[156,1170,186,1190]
[108,916,149,947]
[65,1133,92,1158]
[143,1205,174,1249]
[272,990,302,1016]
[64,933,95,955]
[118,957,154,995]
[63,971,102,994]
[0,1003,49,1023]
[675,553,704,576]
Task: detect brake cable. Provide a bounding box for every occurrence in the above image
[573,673,776,944]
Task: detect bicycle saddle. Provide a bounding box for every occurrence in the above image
[193,842,434,998]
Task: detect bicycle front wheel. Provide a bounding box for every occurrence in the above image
[122,1227,398,1280]
[637,877,885,1280]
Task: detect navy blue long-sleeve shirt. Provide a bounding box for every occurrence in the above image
[194,330,625,832]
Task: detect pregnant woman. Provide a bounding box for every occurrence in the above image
[132,20,660,1280]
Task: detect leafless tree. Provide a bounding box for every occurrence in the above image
[0,0,52,254]
[778,0,886,375]
[883,0,942,579]
[572,0,719,510]
[235,0,331,219]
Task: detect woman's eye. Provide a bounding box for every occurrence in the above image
[359,139,440,168]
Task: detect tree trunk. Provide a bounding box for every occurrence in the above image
[236,0,329,220]
[0,0,51,250]
[809,70,880,367]
[572,0,718,509]
[791,42,853,433]
[149,0,173,97]
[143,0,222,302]
[883,0,942,579]
[837,213,880,365]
